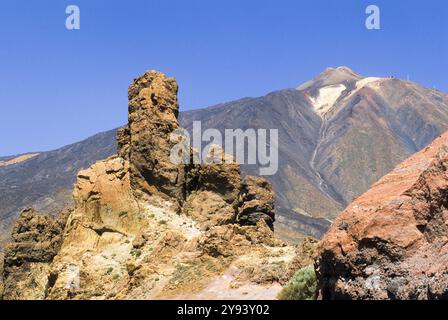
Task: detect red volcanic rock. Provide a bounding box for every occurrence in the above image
[316,132,448,300]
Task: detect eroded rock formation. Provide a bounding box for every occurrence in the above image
[117,71,186,202]
[1,70,303,300]
[182,145,243,230]
[237,176,276,230]
[1,208,69,299]
[316,132,448,300]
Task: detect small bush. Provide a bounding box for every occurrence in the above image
[277,265,317,300]
[105,267,113,275]
[131,248,142,257]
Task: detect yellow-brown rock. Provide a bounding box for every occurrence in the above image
[118,71,186,202]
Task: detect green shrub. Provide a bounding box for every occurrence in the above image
[105,267,113,275]
[131,248,142,257]
[277,265,317,300]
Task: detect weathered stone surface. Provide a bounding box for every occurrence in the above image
[44,155,150,299]
[186,145,242,207]
[287,237,319,277]
[199,220,283,258]
[118,71,186,202]
[182,144,242,230]
[4,209,69,266]
[2,208,69,300]
[316,132,448,300]
[132,233,147,249]
[116,126,130,159]
[182,191,236,231]
[72,155,141,235]
[237,176,275,230]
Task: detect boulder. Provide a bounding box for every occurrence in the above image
[186,144,242,206]
[182,191,236,231]
[316,132,448,300]
[198,220,283,258]
[2,208,69,300]
[72,155,141,235]
[183,144,242,229]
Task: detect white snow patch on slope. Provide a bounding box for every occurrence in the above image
[309,84,346,116]
[356,77,381,90]
[344,77,382,101]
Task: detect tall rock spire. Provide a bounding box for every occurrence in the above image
[117,71,186,202]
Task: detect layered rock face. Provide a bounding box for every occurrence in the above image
[2,71,303,300]
[1,208,69,299]
[117,71,186,202]
[316,132,448,300]
[237,176,276,230]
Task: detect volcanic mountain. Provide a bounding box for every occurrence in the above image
[1,67,448,243]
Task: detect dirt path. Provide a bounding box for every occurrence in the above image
[173,267,282,300]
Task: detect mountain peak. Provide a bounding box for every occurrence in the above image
[297,66,365,116]
[323,66,361,76]
[334,66,360,76]
[297,66,363,91]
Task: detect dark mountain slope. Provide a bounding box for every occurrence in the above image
[0,131,116,243]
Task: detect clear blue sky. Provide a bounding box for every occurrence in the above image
[0,0,447,155]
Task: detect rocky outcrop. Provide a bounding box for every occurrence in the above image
[237,176,275,230]
[2,208,69,300]
[182,191,236,231]
[198,220,283,258]
[117,71,186,202]
[182,145,243,230]
[2,70,292,300]
[316,132,448,300]
[71,156,141,235]
[188,161,242,207]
